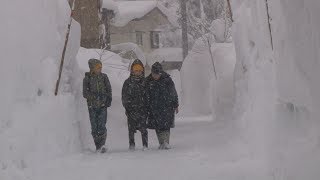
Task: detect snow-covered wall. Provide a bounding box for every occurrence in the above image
[268,1,320,179]
[0,0,83,179]
[231,0,320,179]
[180,39,236,119]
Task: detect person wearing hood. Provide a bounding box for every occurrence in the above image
[83,59,112,153]
[122,59,148,151]
[146,62,179,150]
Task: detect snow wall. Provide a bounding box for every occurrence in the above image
[0,0,85,179]
[180,33,236,119]
[231,0,320,179]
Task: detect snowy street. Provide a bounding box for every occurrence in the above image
[25,117,258,180]
[22,44,246,179]
[2,0,320,179]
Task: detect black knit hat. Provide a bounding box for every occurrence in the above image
[151,62,163,74]
[88,59,102,70]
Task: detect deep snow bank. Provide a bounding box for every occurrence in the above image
[231,0,320,179]
[180,40,236,119]
[0,0,83,179]
[268,1,320,179]
[231,1,275,177]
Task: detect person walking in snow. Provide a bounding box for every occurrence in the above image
[146,62,179,150]
[83,59,112,153]
[122,59,148,151]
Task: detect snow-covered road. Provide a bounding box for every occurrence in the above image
[23,116,263,180]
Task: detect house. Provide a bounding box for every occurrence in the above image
[146,48,183,72]
[102,1,178,54]
[101,0,182,71]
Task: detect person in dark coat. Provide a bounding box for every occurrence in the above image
[122,59,148,151]
[83,59,112,153]
[146,62,179,150]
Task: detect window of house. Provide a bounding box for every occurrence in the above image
[136,31,143,46]
[150,31,160,49]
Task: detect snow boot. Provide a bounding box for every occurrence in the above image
[158,144,165,150]
[141,129,148,149]
[142,145,149,151]
[157,131,167,150]
[129,145,135,151]
[94,132,107,152]
[163,142,171,150]
[100,145,107,153]
[163,131,171,150]
[156,131,165,148]
[164,130,170,144]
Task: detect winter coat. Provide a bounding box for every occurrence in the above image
[83,72,112,109]
[146,72,179,130]
[122,59,148,131]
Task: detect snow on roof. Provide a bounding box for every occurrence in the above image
[111,42,146,65]
[102,0,119,13]
[108,1,178,27]
[156,3,179,27]
[147,48,183,66]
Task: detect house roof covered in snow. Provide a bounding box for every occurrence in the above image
[103,0,178,27]
[147,48,183,66]
[102,0,119,12]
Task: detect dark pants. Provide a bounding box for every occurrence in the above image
[88,107,107,150]
[156,129,170,145]
[129,128,148,147]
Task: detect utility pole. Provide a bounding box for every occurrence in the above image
[180,0,189,60]
[54,0,76,96]
[265,0,273,50]
[226,0,233,22]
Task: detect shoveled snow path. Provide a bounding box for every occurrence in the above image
[23,117,263,180]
